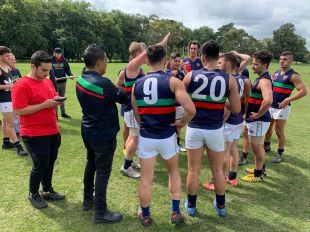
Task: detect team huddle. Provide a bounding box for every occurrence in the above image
[0,32,307,226]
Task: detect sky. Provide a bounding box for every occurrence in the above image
[86,0,310,49]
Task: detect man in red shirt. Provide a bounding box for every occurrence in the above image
[12,51,65,209]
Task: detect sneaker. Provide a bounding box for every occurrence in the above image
[241,173,263,182]
[171,211,185,224]
[138,211,152,227]
[2,142,15,149]
[202,182,215,191]
[61,113,71,119]
[184,200,197,217]
[178,144,186,152]
[41,188,65,201]
[16,144,27,156]
[271,154,283,163]
[82,197,94,211]
[131,161,141,171]
[225,176,238,187]
[121,165,140,178]
[93,209,123,224]
[212,199,227,218]
[245,168,266,177]
[245,168,254,174]
[28,192,48,209]
[239,153,248,165]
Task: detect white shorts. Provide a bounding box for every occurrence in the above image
[270,106,291,120]
[185,126,225,152]
[247,121,270,137]
[124,110,139,129]
[137,133,178,160]
[224,123,243,142]
[175,106,184,119]
[0,102,13,113]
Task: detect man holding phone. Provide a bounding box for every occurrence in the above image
[12,50,65,209]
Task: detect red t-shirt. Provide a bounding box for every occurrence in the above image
[12,76,59,136]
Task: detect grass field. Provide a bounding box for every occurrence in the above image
[0,62,309,232]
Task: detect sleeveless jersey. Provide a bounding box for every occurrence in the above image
[271,69,296,108]
[188,68,230,130]
[123,68,144,112]
[246,72,273,123]
[0,68,13,103]
[226,73,245,125]
[134,71,176,139]
[182,57,203,72]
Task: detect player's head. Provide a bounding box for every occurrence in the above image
[30,50,52,79]
[188,40,201,57]
[279,51,293,69]
[0,46,11,65]
[167,52,181,70]
[129,42,146,60]
[218,52,239,72]
[83,44,107,75]
[201,40,219,64]
[146,45,166,67]
[252,50,272,74]
[8,53,17,69]
[53,47,63,59]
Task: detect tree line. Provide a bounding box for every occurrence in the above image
[0,0,309,62]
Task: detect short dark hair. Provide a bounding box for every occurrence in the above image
[83,44,106,68]
[30,50,52,67]
[54,47,62,54]
[0,46,11,56]
[188,40,201,49]
[221,52,239,69]
[201,40,219,60]
[146,45,166,65]
[170,52,181,59]
[280,51,293,59]
[253,50,273,68]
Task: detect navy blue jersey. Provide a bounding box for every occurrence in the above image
[188,68,230,130]
[134,71,176,139]
[51,56,73,83]
[271,69,296,108]
[226,73,245,125]
[246,72,273,123]
[166,68,185,80]
[11,68,22,80]
[123,68,144,112]
[183,57,203,71]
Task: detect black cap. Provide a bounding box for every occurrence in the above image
[54,48,62,53]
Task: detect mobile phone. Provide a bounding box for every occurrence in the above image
[54,97,67,102]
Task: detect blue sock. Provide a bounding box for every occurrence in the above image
[141,206,150,217]
[187,194,197,208]
[216,194,225,208]
[172,199,180,213]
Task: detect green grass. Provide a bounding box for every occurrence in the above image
[0,62,309,231]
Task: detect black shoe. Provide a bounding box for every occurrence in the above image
[2,142,15,149]
[16,144,27,156]
[239,153,248,165]
[93,210,123,224]
[264,145,271,152]
[28,192,48,209]
[41,189,65,201]
[61,113,71,119]
[82,197,94,211]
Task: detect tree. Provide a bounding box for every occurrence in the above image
[192,26,215,44]
[272,23,308,62]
